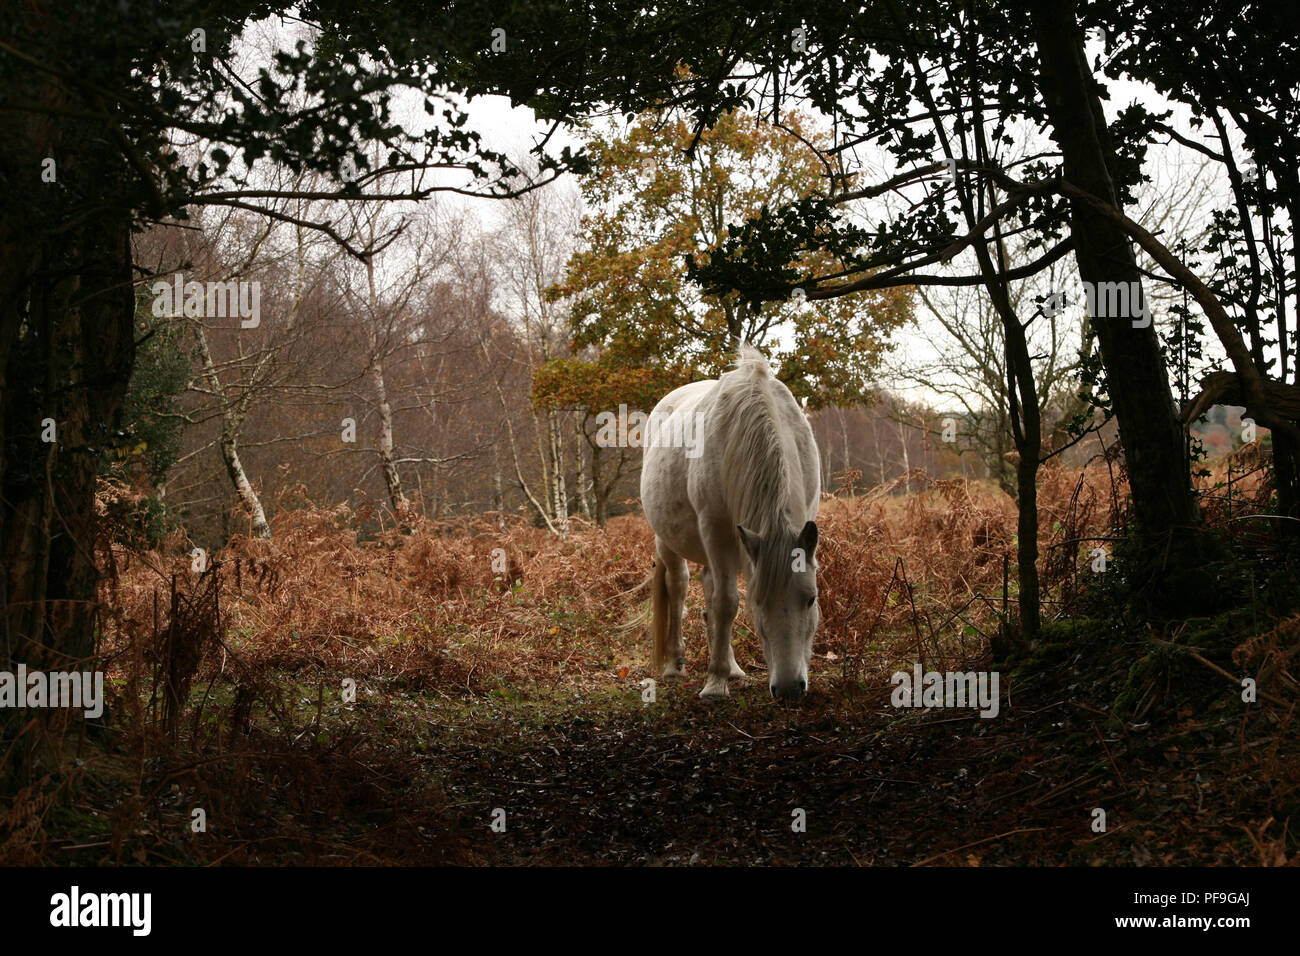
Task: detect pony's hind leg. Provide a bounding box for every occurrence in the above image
[700,564,711,629]
[701,564,745,681]
[656,542,689,678]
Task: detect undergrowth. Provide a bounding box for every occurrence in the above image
[2,459,1296,865]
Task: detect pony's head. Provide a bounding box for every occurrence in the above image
[737,519,820,700]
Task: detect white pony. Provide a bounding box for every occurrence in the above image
[640,345,821,700]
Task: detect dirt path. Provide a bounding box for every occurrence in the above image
[414,670,1276,866]
[36,635,1291,867]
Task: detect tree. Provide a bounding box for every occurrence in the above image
[333,194,468,525]
[490,175,586,534]
[530,355,675,526]
[1097,0,1300,522]
[548,108,911,408]
[0,0,583,787]
[893,241,1086,496]
[1022,0,1197,557]
[528,107,911,528]
[146,188,347,541]
[113,291,192,490]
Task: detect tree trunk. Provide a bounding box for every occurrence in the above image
[1030,0,1200,543]
[590,442,609,527]
[194,327,271,539]
[970,164,1043,641]
[491,444,505,514]
[485,341,560,534]
[899,419,911,492]
[371,360,409,522]
[1,99,136,785]
[546,410,569,534]
[1274,433,1300,525]
[219,421,271,539]
[993,417,1016,498]
[840,408,851,475]
[574,410,593,520]
[1006,322,1043,642]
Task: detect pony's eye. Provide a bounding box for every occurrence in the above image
[806,596,816,608]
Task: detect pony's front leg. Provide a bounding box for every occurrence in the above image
[702,564,746,681]
[700,559,741,700]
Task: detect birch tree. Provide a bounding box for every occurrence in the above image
[490,177,585,534]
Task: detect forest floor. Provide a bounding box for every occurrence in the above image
[11,477,1299,865]
[42,621,1299,867]
[407,636,1298,867]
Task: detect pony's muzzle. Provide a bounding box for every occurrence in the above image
[770,678,807,701]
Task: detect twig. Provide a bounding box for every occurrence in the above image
[911,827,1046,866]
[1092,721,1128,789]
[1148,636,1291,706]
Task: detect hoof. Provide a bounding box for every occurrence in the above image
[661,656,687,679]
[700,677,731,701]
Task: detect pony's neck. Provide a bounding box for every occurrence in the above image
[723,376,796,537]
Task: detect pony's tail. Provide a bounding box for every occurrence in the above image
[614,559,669,675]
[648,556,670,675]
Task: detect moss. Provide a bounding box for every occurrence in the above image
[1008,640,1068,678]
[1111,606,1262,721]
[1180,607,1259,654]
[1008,617,1116,679]
[1040,618,1117,647]
[1112,655,1154,718]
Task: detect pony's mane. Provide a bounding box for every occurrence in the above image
[716,344,800,598]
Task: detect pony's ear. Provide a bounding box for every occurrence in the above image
[797,520,818,556]
[736,525,762,563]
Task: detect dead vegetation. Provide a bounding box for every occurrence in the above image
[2,458,1297,866]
